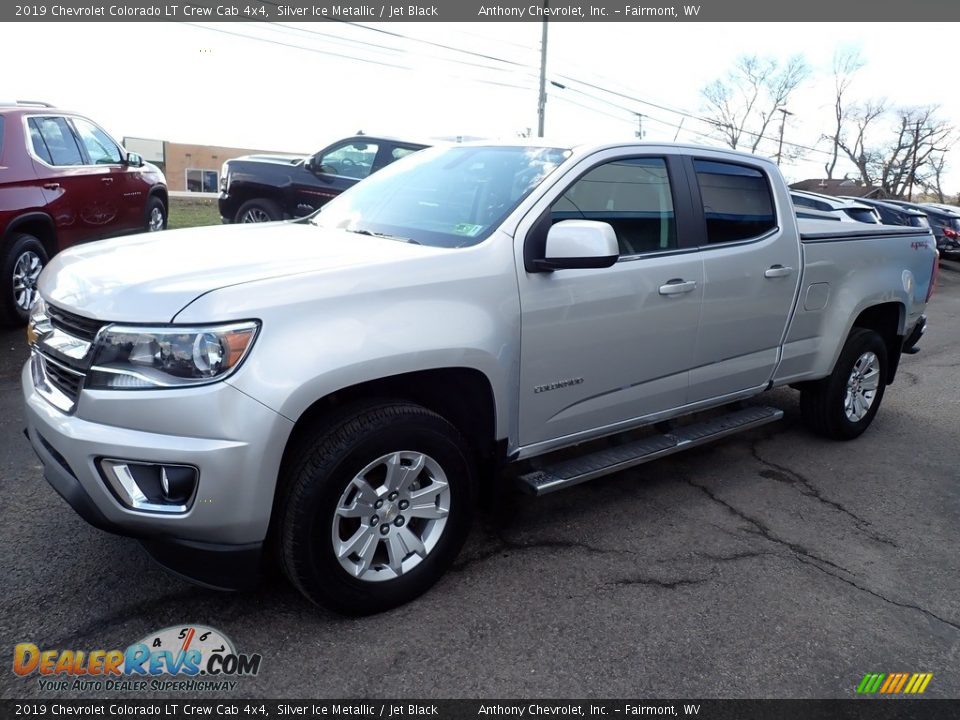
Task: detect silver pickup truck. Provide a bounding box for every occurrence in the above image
[22,142,938,614]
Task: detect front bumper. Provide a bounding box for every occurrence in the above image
[22,362,294,589]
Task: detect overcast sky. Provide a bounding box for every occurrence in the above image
[4,21,958,192]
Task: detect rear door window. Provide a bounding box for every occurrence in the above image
[31,116,84,166]
[695,160,776,243]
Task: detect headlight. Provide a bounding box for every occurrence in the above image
[86,321,259,389]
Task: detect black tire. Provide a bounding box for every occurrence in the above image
[800,328,888,440]
[234,198,282,224]
[279,402,476,615]
[1,233,48,327]
[144,196,167,232]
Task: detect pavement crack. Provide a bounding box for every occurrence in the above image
[696,550,774,563]
[792,553,960,633]
[452,533,634,572]
[750,442,898,548]
[609,574,712,590]
[685,477,960,635]
[683,477,847,574]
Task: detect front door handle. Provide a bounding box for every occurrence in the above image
[101,177,113,184]
[43,182,60,190]
[658,279,697,296]
[764,264,794,278]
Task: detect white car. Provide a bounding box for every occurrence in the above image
[791,189,881,224]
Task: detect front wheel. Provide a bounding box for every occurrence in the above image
[1,233,48,327]
[235,198,282,224]
[278,402,476,615]
[144,196,167,232]
[800,328,888,440]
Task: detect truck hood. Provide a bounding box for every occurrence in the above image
[39,222,435,322]
[233,154,308,166]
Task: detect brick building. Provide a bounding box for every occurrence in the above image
[122,137,301,193]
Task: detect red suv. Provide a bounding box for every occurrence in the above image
[0,102,167,325]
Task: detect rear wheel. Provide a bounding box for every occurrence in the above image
[800,328,888,440]
[1,233,48,327]
[235,198,282,224]
[279,402,475,615]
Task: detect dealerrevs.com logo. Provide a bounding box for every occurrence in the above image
[13,625,262,693]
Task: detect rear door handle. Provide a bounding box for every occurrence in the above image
[764,265,794,278]
[101,178,113,184]
[658,279,697,296]
[43,182,60,190]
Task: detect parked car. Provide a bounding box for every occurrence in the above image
[886,200,960,257]
[25,142,936,614]
[840,197,930,229]
[790,190,881,223]
[218,134,428,224]
[0,101,167,325]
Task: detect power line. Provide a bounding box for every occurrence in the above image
[263,22,539,79]
[553,72,835,158]
[183,23,537,92]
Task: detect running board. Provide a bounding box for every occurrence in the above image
[517,406,784,496]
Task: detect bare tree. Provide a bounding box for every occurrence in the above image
[824,47,864,179]
[920,151,950,203]
[835,99,888,186]
[836,104,953,197]
[701,54,810,153]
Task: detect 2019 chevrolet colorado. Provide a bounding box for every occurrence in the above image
[23,142,937,614]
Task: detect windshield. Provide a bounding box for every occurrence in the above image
[313,145,570,247]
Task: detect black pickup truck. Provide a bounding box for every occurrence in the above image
[218,135,428,224]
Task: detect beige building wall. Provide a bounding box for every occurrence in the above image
[162,142,300,192]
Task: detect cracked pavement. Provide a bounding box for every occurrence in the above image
[2,264,959,699]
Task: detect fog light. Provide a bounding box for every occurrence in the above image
[99,459,198,514]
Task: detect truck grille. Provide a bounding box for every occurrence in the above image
[31,303,108,413]
[47,304,105,342]
[43,356,85,400]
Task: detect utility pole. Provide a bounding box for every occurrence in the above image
[536,3,549,138]
[907,119,922,201]
[635,113,644,139]
[775,108,793,165]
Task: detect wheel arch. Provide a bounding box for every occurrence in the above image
[851,301,905,384]
[279,367,499,476]
[148,185,168,210]
[3,212,57,258]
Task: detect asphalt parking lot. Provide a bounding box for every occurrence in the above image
[1,263,959,700]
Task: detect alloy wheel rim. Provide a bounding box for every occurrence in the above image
[148,207,164,231]
[844,351,880,422]
[12,250,43,312]
[331,451,451,582]
[241,208,271,223]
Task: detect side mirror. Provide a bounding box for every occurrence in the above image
[532,220,619,272]
[126,152,144,168]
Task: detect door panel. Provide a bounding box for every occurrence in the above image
[687,158,801,402]
[516,153,703,449]
[519,254,703,447]
[29,116,124,248]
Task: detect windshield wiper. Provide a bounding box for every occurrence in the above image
[346,228,422,245]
